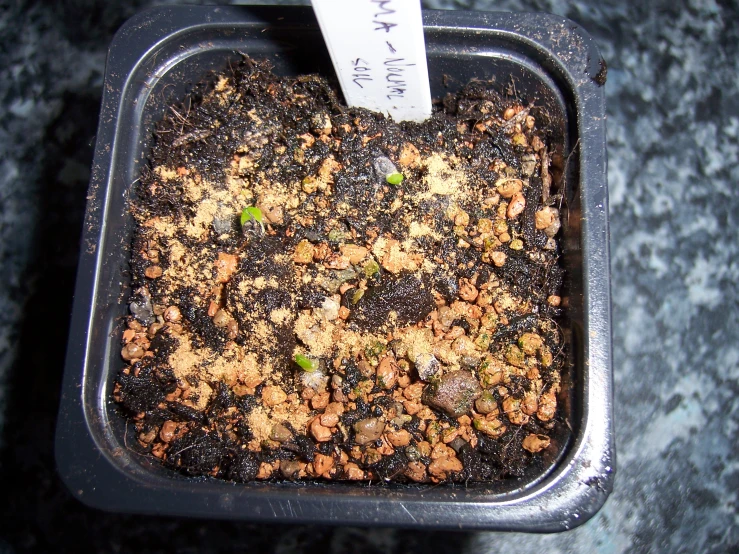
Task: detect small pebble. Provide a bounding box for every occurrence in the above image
[505,344,526,368]
[415,353,441,382]
[445,326,465,340]
[451,336,477,358]
[213,309,231,327]
[422,370,482,417]
[521,153,537,176]
[320,412,339,427]
[262,385,287,407]
[343,462,365,480]
[164,305,181,322]
[121,343,143,361]
[320,297,340,321]
[507,192,526,219]
[537,390,557,421]
[398,142,420,167]
[522,433,551,453]
[511,133,527,147]
[310,418,333,442]
[491,251,506,267]
[311,391,330,410]
[477,218,493,233]
[386,429,412,447]
[496,178,523,199]
[310,112,332,136]
[503,396,529,425]
[428,455,463,479]
[483,194,500,208]
[518,332,544,355]
[159,420,177,442]
[302,176,318,194]
[535,207,558,230]
[493,219,508,235]
[129,294,154,325]
[262,204,284,225]
[522,391,539,416]
[313,453,334,475]
[212,212,234,235]
[293,240,315,264]
[270,423,293,443]
[454,211,470,227]
[376,355,398,389]
[405,445,420,462]
[138,428,157,445]
[280,460,303,479]
[331,374,343,390]
[214,252,238,283]
[474,390,498,414]
[449,436,467,453]
[312,242,331,261]
[544,218,561,238]
[372,156,398,181]
[473,416,506,438]
[354,418,385,445]
[339,244,368,264]
[324,253,350,270]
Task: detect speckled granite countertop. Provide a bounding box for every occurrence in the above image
[0,0,736,552]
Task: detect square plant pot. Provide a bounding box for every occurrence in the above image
[56,5,613,531]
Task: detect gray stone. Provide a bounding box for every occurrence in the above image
[129,290,154,326]
[372,156,398,181]
[353,418,385,445]
[414,353,441,382]
[422,370,482,417]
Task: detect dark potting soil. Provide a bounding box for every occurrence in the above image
[114,58,568,484]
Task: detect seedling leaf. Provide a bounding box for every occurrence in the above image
[294,354,319,372]
[386,171,404,185]
[240,206,265,233]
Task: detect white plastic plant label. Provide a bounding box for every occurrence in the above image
[311,0,432,123]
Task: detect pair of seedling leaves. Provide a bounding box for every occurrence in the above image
[291,183,404,372]
[239,166,404,235]
[240,163,407,370]
[240,163,404,366]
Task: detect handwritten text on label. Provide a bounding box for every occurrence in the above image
[312,0,432,122]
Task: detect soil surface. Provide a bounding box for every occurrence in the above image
[114,58,567,484]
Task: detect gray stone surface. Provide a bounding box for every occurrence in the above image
[0,0,736,552]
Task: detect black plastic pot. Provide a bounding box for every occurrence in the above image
[56,5,613,531]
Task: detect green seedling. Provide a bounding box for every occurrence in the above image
[386,171,404,185]
[240,206,265,234]
[294,354,319,372]
[364,260,380,278]
[351,288,365,305]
